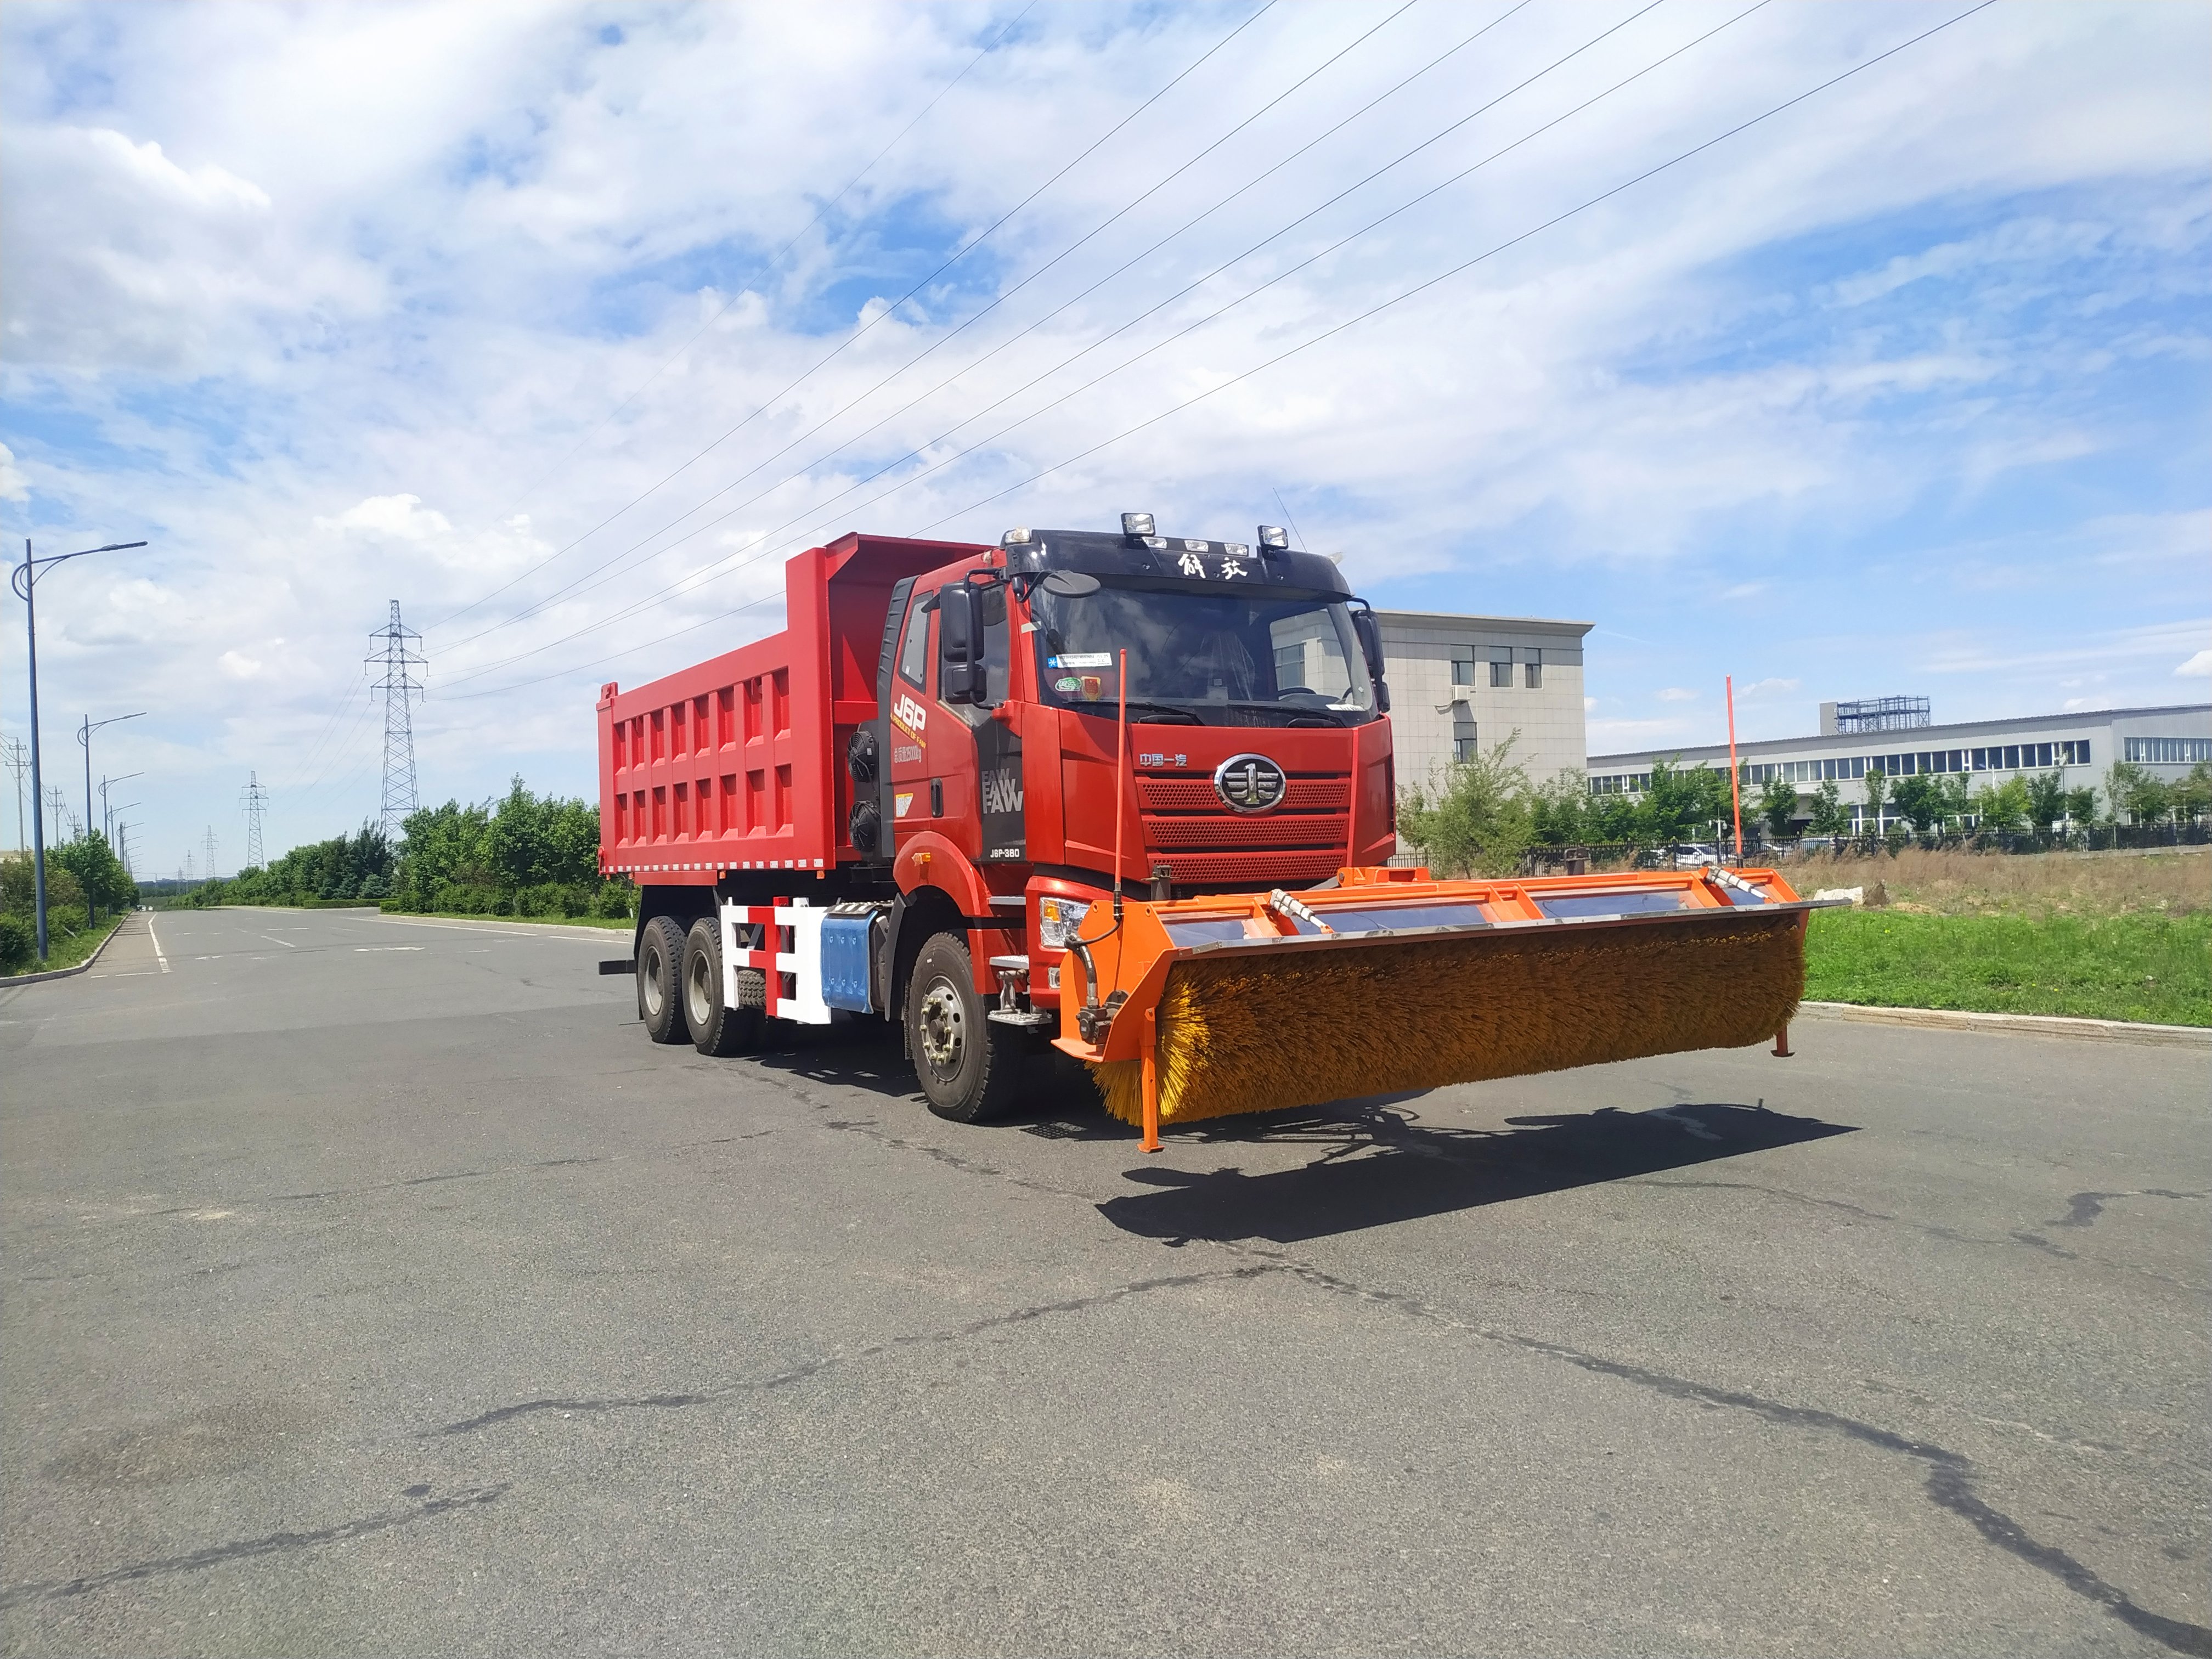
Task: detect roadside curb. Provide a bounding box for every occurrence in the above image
[1799,1000,2210,1047]
[0,914,129,988]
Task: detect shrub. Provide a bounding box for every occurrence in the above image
[0,914,32,972]
[592,878,634,920]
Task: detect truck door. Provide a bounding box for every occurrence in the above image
[967,582,1023,862]
[884,583,936,851]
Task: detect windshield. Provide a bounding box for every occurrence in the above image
[1029,578,1376,725]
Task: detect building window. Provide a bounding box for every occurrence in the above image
[1451,653,1475,687]
[1523,653,1542,689]
[2125,736,2212,764]
[1489,657,1512,688]
[1453,712,1477,763]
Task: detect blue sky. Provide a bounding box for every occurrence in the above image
[1,0,2205,871]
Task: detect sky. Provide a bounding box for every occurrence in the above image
[1,0,2206,876]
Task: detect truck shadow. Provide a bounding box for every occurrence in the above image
[1094,1101,1855,1245]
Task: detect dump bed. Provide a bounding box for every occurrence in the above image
[597,533,987,884]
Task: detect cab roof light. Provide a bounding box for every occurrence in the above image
[1002,527,1032,545]
[1120,511,1155,538]
[1257,524,1290,550]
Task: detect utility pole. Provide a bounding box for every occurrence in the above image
[240,771,269,870]
[11,537,147,962]
[115,821,133,879]
[44,783,67,846]
[367,601,426,841]
[2,735,27,852]
[202,825,219,885]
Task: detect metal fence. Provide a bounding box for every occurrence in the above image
[1517,821,2209,874]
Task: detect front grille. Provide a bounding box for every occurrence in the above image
[1143,812,1348,848]
[1157,849,1345,884]
[1139,776,1348,811]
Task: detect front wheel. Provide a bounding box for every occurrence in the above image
[905,933,1025,1122]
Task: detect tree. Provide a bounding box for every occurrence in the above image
[1758,775,1798,838]
[1807,779,1850,836]
[2174,761,2212,825]
[1971,775,2029,833]
[1399,736,1532,877]
[1527,771,1592,847]
[1861,766,1889,832]
[1889,774,1942,834]
[1936,774,1974,833]
[1641,759,1730,845]
[48,832,137,918]
[2023,770,2068,836]
[2104,761,2167,826]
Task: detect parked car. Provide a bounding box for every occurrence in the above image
[1673,843,1718,868]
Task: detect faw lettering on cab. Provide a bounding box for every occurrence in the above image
[982,768,1023,815]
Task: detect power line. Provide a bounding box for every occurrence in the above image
[439,0,1702,688]
[426,0,1280,644]
[448,0,1993,703]
[427,1,1042,631]
[436,0,1433,654]
[366,601,427,840]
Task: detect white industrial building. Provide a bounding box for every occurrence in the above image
[1588,700,2211,831]
[1373,610,1592,791]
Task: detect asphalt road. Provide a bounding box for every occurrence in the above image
[2,904,2205,1657]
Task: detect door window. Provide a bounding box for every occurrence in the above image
[897,592,932,687]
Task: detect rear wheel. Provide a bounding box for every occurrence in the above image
[906,933,1025,1123]
[637,915,688,1045]
[684,917,760,1057]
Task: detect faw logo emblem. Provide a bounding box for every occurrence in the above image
[982,767,1023,816]
[1214,754,1287,813]
[890,692,928,741]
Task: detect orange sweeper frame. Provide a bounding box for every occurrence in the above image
[1051,654,1831,1152]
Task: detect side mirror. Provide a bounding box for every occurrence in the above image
[938,583,983,703]
[1351,605,1390,713]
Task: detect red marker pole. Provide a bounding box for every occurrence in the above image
[1726,674,1743,865]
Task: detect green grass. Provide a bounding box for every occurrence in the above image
[1804,909,2211,1026]
[1,912,126,979]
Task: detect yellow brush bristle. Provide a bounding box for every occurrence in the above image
[1091,914,1804,1127]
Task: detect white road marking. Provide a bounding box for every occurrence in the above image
[257,933,297,950]
[354,946,425,953]
[366,916,620,943]
[147,913,170,974]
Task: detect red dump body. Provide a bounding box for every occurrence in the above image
[596,534,982,882]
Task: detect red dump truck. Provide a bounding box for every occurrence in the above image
[599,515,1816,1145]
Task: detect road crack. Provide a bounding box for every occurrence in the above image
[0,1485,509,1610]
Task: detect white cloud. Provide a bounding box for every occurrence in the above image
[1739,677,1801,699]
[0,440,25,503]
[2176,648,2212,678]
[1655,687,1699,702]
[315,494,453,541]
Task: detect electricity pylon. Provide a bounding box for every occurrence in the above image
[366,601,426,840]
[240,772,270,871]
[203,825,219,883]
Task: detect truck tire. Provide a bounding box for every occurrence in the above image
[905,933,1025,1123]
[683,917,760,1057]
[637,915,688,1045]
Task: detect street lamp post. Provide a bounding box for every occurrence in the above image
[11,538,146,963]
[80,714,145,849]
[100,772,143,842]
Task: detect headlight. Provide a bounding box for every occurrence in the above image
[1038,898,1090,950]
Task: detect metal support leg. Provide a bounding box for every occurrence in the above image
[1141,1004,1161,1154]
[1772,1022,1792,1058]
